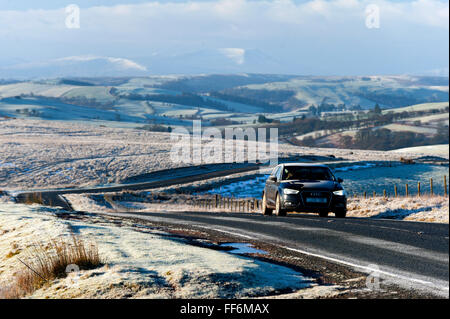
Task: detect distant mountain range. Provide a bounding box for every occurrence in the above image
[0,49,286,79]
[0,56,149,79]
[138,49,284,74]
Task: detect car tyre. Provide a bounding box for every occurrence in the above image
[275,194,287,216]
[318,210,329,217]
[334,209,347,218]
[262,193,273,216]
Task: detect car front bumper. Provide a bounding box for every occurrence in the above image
[282,193,347,212]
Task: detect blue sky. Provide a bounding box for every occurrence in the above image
[0,0,448,76]
[0,0,422,10]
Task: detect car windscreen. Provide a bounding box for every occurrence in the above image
[282,167,334,181]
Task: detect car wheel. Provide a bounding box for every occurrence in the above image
[318,210,329,217]
[262,193,273,216]
[275,194,287,216]
[334,209,347,218]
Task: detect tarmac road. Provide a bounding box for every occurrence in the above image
[102,209,449,297]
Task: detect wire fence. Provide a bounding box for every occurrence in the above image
[350,175,448,199]
[190,175,448,213]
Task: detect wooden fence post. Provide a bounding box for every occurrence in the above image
[418,182,421,197]
[363,191,366,199]
[406,184,409,197]
[394,185,397,198]
[430,178,433,196]
[383,189,386,199]
[373,191,376,198]
[445,175,448,197]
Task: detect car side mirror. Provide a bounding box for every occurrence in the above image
[337,177,343,183]
[268,176,277,182]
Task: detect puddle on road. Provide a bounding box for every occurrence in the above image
[220,243,268,255]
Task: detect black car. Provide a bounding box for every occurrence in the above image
[262,163,347,217]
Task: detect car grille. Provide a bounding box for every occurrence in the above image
[301,191,331,207]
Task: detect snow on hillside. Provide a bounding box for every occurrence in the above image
[389,144,449,157]
[347,196,449,223]
[0,118,418,190]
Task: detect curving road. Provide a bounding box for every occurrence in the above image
[101,209,449,297]
[14,162,263,209]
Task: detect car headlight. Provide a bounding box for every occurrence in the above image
[283,188,300,195]
[333,189,347,196]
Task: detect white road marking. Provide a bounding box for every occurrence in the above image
[282,246,449,295]
[103,211,449,296]
[195,225,254,239]
[189,223,449,296]
[347,236,449,263]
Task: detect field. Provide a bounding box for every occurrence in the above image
[389,144,450,157]
[379,124,437,135]
[399,112,449,125]
[243,76,449,110]
[0,75,448,133]
[61,86,116,104]
[0,117,436,191]
[0,82,76,98]
[294,102,448,149]
[382,102,449,114]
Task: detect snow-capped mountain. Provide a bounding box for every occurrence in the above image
[0,55,149,79]
[142,48,283,74]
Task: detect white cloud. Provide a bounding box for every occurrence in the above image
[0,0,447,75]
[1,1,447,32]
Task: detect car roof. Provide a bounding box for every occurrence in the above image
[280,163,329,168]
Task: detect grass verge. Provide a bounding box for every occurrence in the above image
[1,235,102,299]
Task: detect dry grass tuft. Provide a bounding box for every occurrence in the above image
[23,193,44,205]
[0,235,102,299]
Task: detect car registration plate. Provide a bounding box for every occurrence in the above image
[306,197,327,203]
